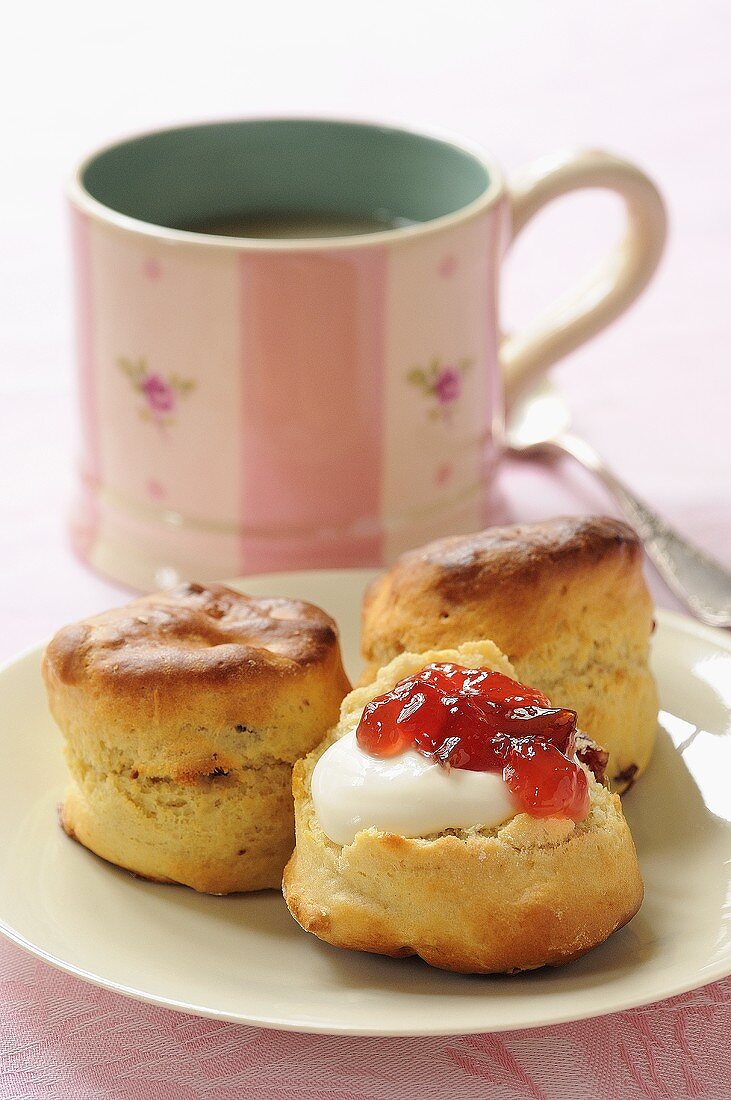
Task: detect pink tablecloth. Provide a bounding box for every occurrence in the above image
[1,2,730,1097]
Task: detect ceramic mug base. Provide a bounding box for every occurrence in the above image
[70,475,504,592]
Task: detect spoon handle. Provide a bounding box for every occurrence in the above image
[552,432,731,628]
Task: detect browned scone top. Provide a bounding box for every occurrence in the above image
[361,516,658,788]
[363,515,646,666]
[43,582,351,780]
[47,581,340,687]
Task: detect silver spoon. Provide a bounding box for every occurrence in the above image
[504,384,731,628]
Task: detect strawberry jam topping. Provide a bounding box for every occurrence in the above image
[356,663,589,821]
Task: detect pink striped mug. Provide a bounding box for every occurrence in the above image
[69,119,666,590]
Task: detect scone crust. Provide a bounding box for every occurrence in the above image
[60,757,297,893]
[283,642,644,974]
[43,583,351,893]
[43,582,351,777]
[361,515,658,788]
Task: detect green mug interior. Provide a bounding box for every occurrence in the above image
[80,119,491,234]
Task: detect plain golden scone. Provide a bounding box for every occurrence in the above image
[283,642,643,974]
[42,582,350,893]
[360,515,658,790]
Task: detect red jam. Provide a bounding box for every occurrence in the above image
[356,663,589,821]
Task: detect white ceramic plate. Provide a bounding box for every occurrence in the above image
[0,569,729,1036]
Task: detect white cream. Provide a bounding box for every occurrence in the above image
[311,730,519,846]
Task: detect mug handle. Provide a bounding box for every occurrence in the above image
[500,149,667,407]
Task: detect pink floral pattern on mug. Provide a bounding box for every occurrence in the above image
[434,462,453,487]
[438,254,458,278]
[143,257,162,280]
[406,356,472,422]
[117,356,195,431]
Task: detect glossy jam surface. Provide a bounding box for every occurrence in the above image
[356,664,589,821]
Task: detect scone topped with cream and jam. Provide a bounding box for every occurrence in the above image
[43,582,350,893]
[284,640,643,974]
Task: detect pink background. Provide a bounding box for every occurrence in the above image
[1,2,729,1097]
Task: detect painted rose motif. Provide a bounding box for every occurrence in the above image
[141,373,175,414]
[117,357,195,431]
[434,366,462,405]
[406,357,472,422]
